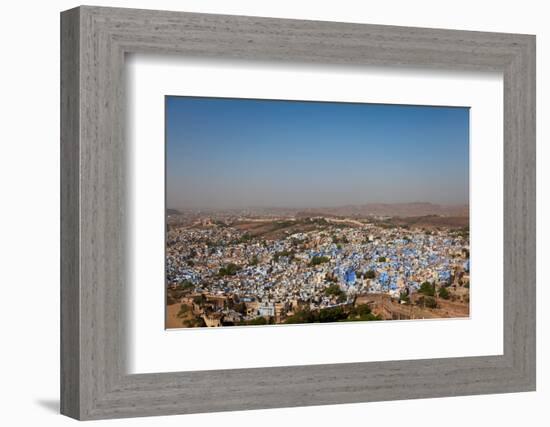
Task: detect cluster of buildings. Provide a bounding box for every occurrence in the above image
[166,216,470,326]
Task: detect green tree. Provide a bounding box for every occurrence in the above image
[309,255,330,266]
[416,295,436,309]
[285,308,317,324]
[246,316,268,325]
[424,296,437,309]
[318,306,347,323]
[274,250,295,262]
[325,284,345,298]
[345,304,382,322]
[438,286,450,300]
[177,280,194,291]
[364,270,376,279]
[218,263,242,276]
[419,281,435,297]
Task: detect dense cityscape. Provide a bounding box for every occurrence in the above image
[166,208,470,328]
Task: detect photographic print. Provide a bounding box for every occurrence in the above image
[165,96,470,329]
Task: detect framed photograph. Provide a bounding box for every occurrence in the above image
[164,97,471,330]
[61,6,536,420]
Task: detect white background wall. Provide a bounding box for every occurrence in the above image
[0,0,546,425]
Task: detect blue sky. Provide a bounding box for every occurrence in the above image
[166,96,469,209]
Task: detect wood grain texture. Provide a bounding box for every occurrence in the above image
[60,5,536,420]
[60,7,80,419]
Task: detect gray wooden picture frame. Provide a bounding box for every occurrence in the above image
[60,5,536,420]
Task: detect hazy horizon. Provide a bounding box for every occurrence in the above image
[166,97,469,210]
[167,201,469,211]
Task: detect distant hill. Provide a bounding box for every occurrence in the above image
[168,203,469,219]
[297,203,468,218]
